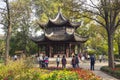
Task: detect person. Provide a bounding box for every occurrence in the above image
[71,55,76,68]
[41,54,45,68]
[90,54,95,70]
[81,56,85,61]
[56,55,60,68]
[75,55,79,68]
[44,55,49,68]
[14,55,17,61]
[102,54,106,62]
[61,55,67,68]
[99,55,102,62]
[37,54,43,68]
[87,54,90,60]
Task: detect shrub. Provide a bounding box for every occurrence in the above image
[101,65,120,79]
[45,70,79,80]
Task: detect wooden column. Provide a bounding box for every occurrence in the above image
[73,44,75,54]
[38,45,39,56]
[66,48,69,57]
[69,43,71,57]
[71,44,75,54]
[65,44,68,57]
[45,45,49,56]
[49,45,52,57]
[77,44,80,54]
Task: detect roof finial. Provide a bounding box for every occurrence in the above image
[58,6,61,12]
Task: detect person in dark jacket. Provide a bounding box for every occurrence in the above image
[75,55,79,68]
[61,55,67,68]
[90,54,95,70]
[71,55,76,68]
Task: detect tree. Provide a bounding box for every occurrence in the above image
[10,32,38,55]
[4,0,11,65]
[8,0,38,55]
[12,0,32,54]
[0,0,32,64]
[79,0,120,68]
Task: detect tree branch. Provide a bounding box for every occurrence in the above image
[81,8,105,19]
[81,15,106,28]
[89,0,98,8]
[0,22,5,26]
[0,8,7,11]
[79,0,105,19]
[115,19,120,30]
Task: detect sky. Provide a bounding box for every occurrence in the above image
[0,1,5,35]
[0,24,4,35]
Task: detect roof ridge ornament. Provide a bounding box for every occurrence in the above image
[58,6,61,13]
[50,7,67,23]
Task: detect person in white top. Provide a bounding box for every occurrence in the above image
[14,55,17,61]
[99,55,102,62]
[56,55,60,68]
[37,54,43,68]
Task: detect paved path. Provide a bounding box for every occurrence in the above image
[79,61,119,80]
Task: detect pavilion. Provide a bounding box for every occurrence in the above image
[31,10,88,57]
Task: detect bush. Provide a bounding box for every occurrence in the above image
[101,65,120,79]
[114,54,120,59]
[0,57,4,63]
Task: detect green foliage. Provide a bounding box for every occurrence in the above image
[0,40,5,55]
[101,65,120,79]
[87,48,96,55]
[114,54,119,59]
[10,32,38,55]
[0,59,4,63]
[33,0,81,22]
[96,45,108,55]
[84,25,108,55]
[114,27,120,56]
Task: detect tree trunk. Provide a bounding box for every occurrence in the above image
[4,0,11,65]
[5,26,11,65]
[107,32,115,68]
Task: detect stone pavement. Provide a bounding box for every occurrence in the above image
[36,58,119,80]
[79,61,119,80]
